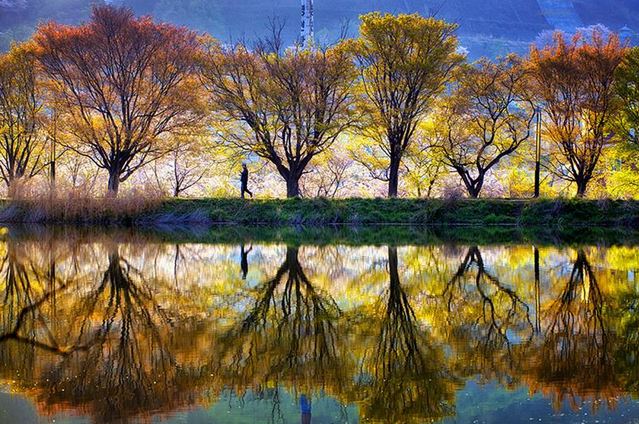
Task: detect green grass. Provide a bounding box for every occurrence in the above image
[143,197,639,227]
[2,197,639,228]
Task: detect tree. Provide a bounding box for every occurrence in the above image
[403,140,446,198]
[350,13,461,197]
[34,5,203,196]
[614,47,639,145]
[528,30,625,197]
[0,42,46,193]
[300,148,353,198]
[200,32,357,198]
[149,135,207,197]
[435,56,535,198]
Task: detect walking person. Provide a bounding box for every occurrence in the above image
[240,163,253,199]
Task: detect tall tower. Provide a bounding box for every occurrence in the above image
[300,0,314,47]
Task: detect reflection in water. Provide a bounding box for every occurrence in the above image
[219,246,344,422]
[0,231,638,423]
[240,243,252,280]
[528,249,614,411]
[354,246,456,422]
[440,245,535,387]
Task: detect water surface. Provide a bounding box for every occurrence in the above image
[0,227,638,423]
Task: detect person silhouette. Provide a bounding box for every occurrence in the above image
[240,163,253,199]
[240,243,252,280]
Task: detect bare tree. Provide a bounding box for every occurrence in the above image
[300,151,353,198]
[151,137,206,197]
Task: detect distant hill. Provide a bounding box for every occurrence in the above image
[1,0,638,57]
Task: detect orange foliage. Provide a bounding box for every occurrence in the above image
[528,30,626,197]
[33,5,204,196]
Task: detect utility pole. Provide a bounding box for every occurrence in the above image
[300,0,314,48]
[49,109,57,196]
[534,107,542,198]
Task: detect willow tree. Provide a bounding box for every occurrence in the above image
[350,13,461,197]
[200,35,357,198]
[528,30,625,197]
[34,5,202,196]
[0,42,46,193]
[436,56,535,198]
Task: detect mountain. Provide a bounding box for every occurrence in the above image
[1,0,638,57]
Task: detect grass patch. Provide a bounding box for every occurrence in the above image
[144,198,639,227]
[1,197,638,227]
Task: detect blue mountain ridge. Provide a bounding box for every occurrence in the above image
[0,0,637,57]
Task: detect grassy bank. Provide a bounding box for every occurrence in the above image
[147,198,639,226]
[0,197,638,227]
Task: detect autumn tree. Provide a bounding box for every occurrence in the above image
[0,42,46,192]
[33,5,202,196]
[200,32,357,198]
[435,56,535,198]
[600,47,639,196]
[613,46,639,146]
[350,13,461,197]
[528,30,625,197]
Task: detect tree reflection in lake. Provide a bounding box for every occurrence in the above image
[219,245,346,423]
[0,230,637,423]
[524,249,616,411]
[351,246,457,422]
[438,245,535,387]
[0,237,212,422]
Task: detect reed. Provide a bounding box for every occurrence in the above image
[0,185,162,224]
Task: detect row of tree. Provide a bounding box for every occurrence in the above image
[0,5,637,198]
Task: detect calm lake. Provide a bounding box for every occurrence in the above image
[1,226,639,423]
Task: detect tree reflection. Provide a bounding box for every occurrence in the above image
[0,240,210,422]
[0,241,72,355]
[354,246,456,423]
[37,245,210,422]
[0,236,638,423]
[527,249,616,411]
[222,247,345,395]
[439,245,533,384]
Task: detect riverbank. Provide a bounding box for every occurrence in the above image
[0,197,638,227]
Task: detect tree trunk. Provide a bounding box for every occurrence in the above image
[107,169,121,197]
[286,175,301,198]
[388,157,400,198]
[388,246,399,286]
[463,180,481,198]
[458,170,483,199]
[575,178,588,198]
[468,176,483,198]
[6,178,17,199]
